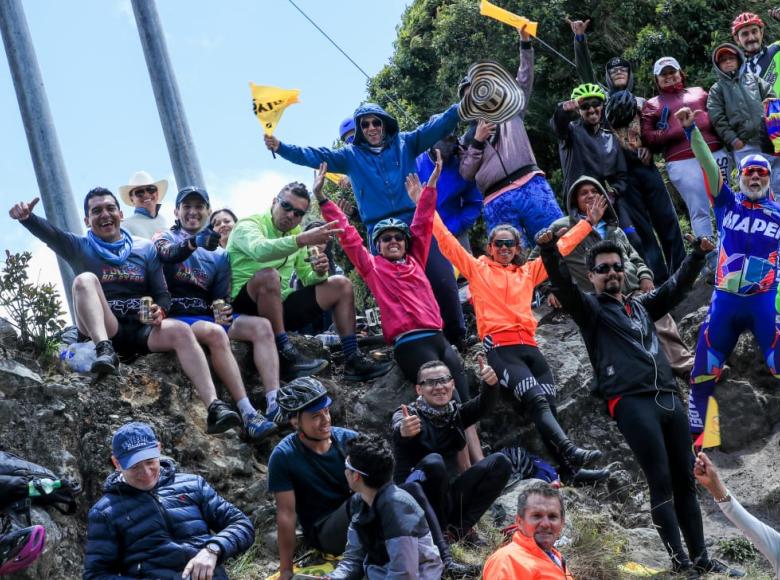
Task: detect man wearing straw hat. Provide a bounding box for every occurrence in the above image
[119,170,169,238]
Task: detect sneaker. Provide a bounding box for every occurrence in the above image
[671,562,700,579]
[91,340,119,376]
[278,343,328,381]
[343,351,393,382]
[244,413,278,442]
[264,405,283,425]
[206,400,242,434]
[694,558,745,577]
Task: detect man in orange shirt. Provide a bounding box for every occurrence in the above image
[483,481,573,579]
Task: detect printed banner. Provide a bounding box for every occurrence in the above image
[249,83,301,135]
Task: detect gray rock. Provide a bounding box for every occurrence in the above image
[0,358,42,397]
[0,318,17,347]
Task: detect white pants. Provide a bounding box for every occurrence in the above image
[731,143,780,195]
[667,150,732,237]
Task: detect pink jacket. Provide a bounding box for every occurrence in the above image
[641,86,723,162]
[320,186,442,343]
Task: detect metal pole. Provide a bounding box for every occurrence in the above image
[0,0,82,314]
[131,0,205,191]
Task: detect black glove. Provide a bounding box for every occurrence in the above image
[194,226,221,251]
[690,236,713,258]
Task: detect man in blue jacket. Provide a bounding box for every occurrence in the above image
[264,103,467,346]
[83,422,254,579]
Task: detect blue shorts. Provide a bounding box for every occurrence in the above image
[171,314,238,329]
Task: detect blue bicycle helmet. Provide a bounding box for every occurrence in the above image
[339,117,356,143]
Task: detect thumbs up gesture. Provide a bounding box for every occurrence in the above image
[9,197,40,221]
[478,354,498,386]
[399,404,421,438]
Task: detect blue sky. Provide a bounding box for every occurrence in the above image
[0,0,410,299]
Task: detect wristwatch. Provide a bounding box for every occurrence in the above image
[205,542,222,558]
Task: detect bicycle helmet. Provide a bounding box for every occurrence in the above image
[339,117,356,143]
[0,525,46,575]
[732,12,764,36]
[571,83,606,103]
[371,218,411,246]
[277,377,331,415]
[605,90,638,129]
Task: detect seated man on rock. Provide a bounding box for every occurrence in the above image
[227,180,391,382]
[325,433,444,580]
[392,357,512,543]
[154,185,280,441]
[482,480,571,579]
[268,378,471,580]
[9,190,241,434]
[83,421,254,579]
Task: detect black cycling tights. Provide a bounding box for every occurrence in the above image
[615,392,707,567]
[394,332,469,402]
[486,344,577,467]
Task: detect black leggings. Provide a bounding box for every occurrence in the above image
[614,392,707,567]
[415,452,512,536]
[486,344,576,467]
[394,332,469,402]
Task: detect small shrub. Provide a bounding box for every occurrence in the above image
[566,512,627,580]
[718,536,759,564]
[0,250,66,354]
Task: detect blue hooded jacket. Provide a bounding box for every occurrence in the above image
[83,460,254,579]
[275,103,459,237]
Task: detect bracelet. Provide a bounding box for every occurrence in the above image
[714,492,731,503]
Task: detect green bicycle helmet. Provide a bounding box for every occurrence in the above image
[571,83,606,102]
[372,218,411,246]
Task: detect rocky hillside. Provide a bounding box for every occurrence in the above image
[1,278,779,579]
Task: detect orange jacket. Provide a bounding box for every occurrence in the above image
[433,214,592,345]
[483,530,574,579]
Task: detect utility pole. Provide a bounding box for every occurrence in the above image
[131,0,205,191]
[0,0,83,313]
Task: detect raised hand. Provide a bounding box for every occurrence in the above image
[264,134,280,152]
[565,17,590,36]
[427,149,443,190]
[535,228,555,246]
[399,404,421,438]
[9,197,40,221]
[313,162,328,202]
[405,173,423,204]
[297,221,343,247]
[586,195,608,226]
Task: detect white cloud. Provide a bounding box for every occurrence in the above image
[114,0,134,26]
[27,240,72,320]
[205,168,304,220]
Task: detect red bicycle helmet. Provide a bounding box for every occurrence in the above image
[0,525,46,575]
[732,12,764,36]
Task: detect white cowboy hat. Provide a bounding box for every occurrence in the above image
[118,171,169,206]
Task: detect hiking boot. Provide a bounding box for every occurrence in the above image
[206,400,242,434]
[564,446,603,470]
[563,467,610,485]
[443,560,480,579]
[343,351,393,382]
[671,562,700,579]
[278,343,328,381]
[244,413,278,442]
[91,340,119,376]
[694,558,745,577]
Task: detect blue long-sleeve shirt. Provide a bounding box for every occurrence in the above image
[416,152,482,236]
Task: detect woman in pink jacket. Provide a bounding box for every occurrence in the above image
[313,158,483,464]
[641,56,731,247]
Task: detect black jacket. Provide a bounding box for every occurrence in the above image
[538,241,704,400]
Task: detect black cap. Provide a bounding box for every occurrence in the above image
[175,186,210,207]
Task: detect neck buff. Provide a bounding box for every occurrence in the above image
[87,229,133,265]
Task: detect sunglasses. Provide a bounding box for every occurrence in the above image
[379,233,406,244]
[420,375,453,388]
[491,238,517,248]
[579,100,603,111]
[344,457,369,476]
[277,199,307,217]
[609,66,629,74]
[132,186,158,197]
[742,166,770,177]
[360,119,382,129]
[591,262,625,274]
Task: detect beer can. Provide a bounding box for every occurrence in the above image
[140,296,153,324]
[212,299,229,326]
[307,246,320,261]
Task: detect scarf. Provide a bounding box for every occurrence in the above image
[134,205,161,218]
[87,229,134,265]
[413,396,458,428]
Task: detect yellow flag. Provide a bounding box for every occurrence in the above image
[325,172,344,185]
[480,0,538,37]
[700,396,721,449]
[249,83,301,135]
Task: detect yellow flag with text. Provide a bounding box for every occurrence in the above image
[249,83,300,135]
[480,0,538,37]
[700,396,721,449]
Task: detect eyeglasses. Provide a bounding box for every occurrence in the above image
[344,458,369,476]
[591,262,624,274]
[379,233,406,244]
[132,186,158,197]
[419,375,453,388]
[360,119,382,130]
[742,166,770,177]
[277,199,307,217]
[491,239,517,248]
[579,100,603,111]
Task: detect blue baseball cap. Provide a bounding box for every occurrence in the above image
[111,422,160,469]
[175,186,210,207]
[303,395,333,414]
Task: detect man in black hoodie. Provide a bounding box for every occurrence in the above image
[568,17,685,283]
